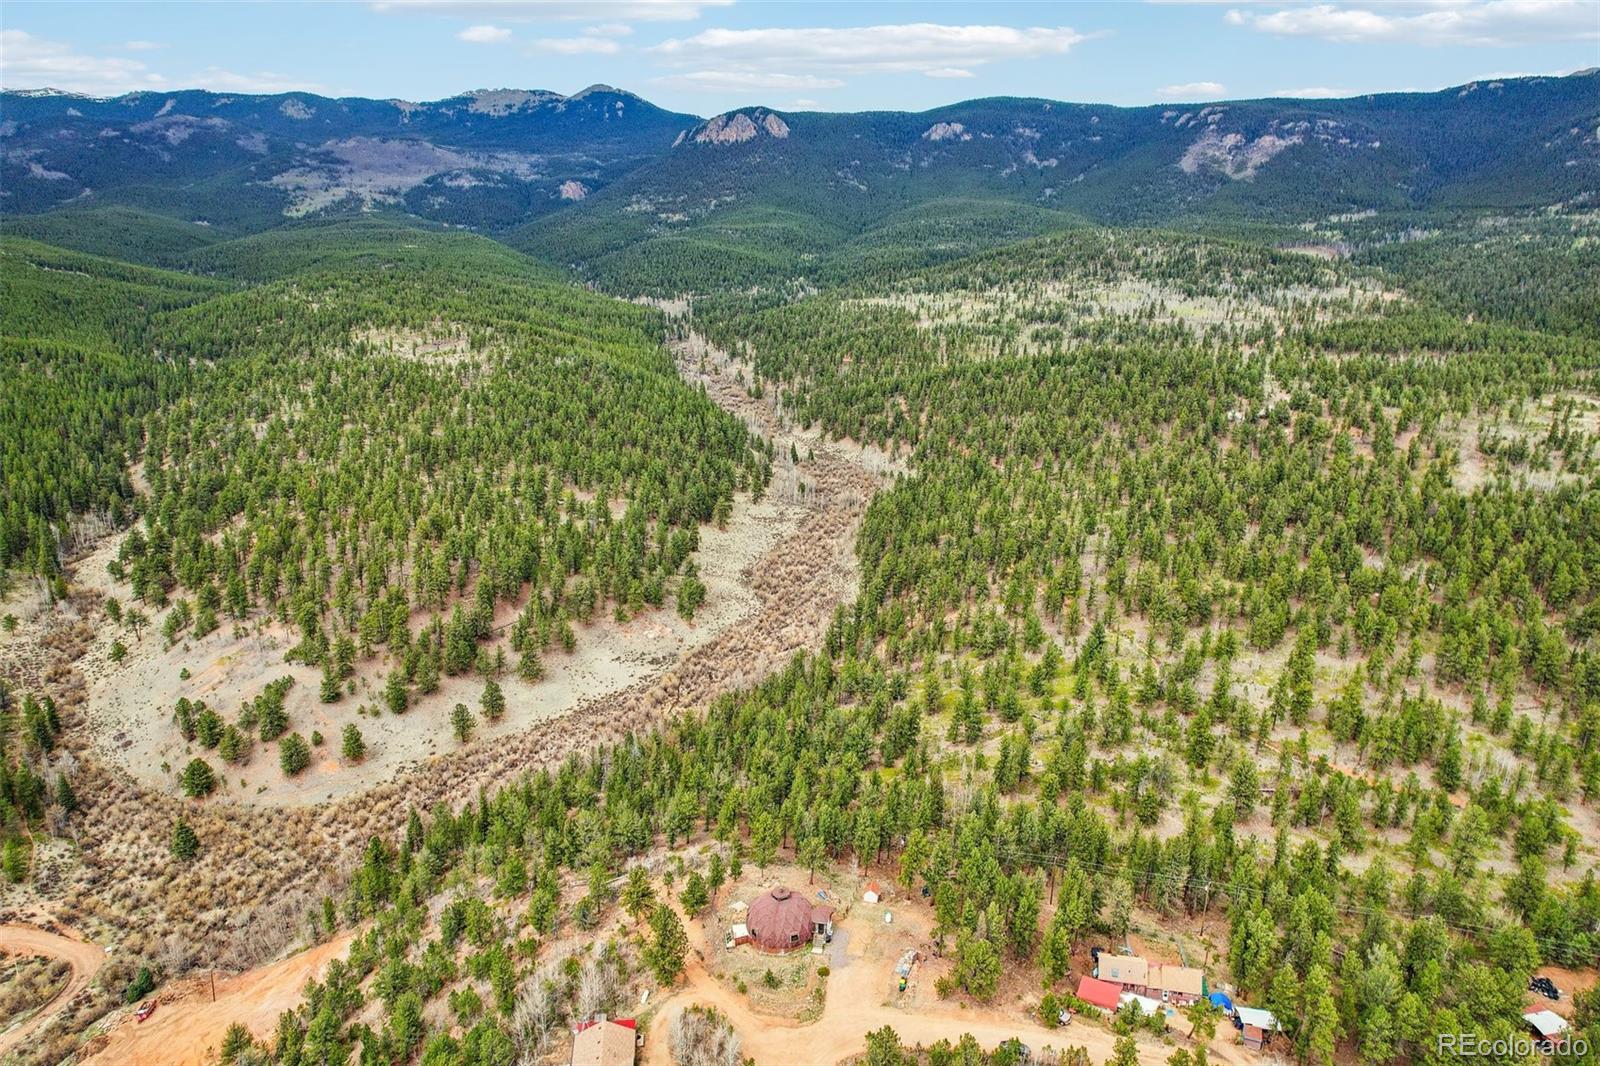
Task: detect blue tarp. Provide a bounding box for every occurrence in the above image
[1208,992,1235,1013]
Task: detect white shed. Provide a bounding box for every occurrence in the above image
[1236,1007,1280,1032]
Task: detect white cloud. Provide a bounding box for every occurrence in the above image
[371,1,730,21]
[1270,68,1577,98]
[186,67,326,94]
[654,70,846,92]
[1271,85,1353,97]
[458,24,512,43]
[530,36,621,54]
[1469,66,1572,79]
[123,40,166,52]
[652,23,1087,76]
[0,29,164,94]
[790,98,823,109]
[0,30,324,96]
[1227,1,1600,45]
[925,67,976,79]
[1157,79,1226,98]
[585,23,635,37]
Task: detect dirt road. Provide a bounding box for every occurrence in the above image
[84,932,354,1066]
[643,900,1252,1066]
[0,924,106,1058]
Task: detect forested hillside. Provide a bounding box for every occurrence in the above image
[0,85,693,232]
[511,71,1599,294]
[0,238,228,578]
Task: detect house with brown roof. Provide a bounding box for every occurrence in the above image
[572,1018,637,1066]
[1098,955,1150,991]
[1151,964,1206,1005]
[1098,954,1206,1005]
[746,886,816,953]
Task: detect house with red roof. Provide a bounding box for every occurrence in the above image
[1076,975,1123,1012]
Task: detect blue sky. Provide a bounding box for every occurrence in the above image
[3,1,1596,114]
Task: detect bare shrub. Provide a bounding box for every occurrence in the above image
[670,1005,742,1066]
[510,956,569,1066]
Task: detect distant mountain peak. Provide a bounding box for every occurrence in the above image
[571,84,635,99]
[684,108,790,146]
[8,87,98,100]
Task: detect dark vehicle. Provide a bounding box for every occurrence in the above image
[1530,976,1561,1001]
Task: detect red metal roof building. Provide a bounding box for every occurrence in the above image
[1076,976,1123,1012]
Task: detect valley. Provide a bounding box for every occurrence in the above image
[2,64,1598,1066]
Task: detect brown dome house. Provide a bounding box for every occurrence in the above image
[744,886,833,953]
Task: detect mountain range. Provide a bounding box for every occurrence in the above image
[3,71,1596,287]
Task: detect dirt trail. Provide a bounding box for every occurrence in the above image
[83,932,354,1066]
[0,924,106,1057]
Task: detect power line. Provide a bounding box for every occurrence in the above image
[988,844,1589,958]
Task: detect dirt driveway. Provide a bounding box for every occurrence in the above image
[0,924,106,1057]
[84,932,354,1066]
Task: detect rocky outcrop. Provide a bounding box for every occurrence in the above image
[1179,127,1302,180]
[691,109,789,145]
[695,112,759,144]
[922,121,970,142]
[558,179,589,201]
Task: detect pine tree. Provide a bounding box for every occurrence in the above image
[171,817,200,860]
[480,678,505,721]
[622,867,656,923]
[320,664,341,704]
[219,724,246,764]
[679,871,709,916]
[279,733,311,776]
[54,772,77,813]
[181,757,217,798]
[384,671,409,715]
[341,723,366,763]
[452,703,475,743]
[644,903,688,985]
